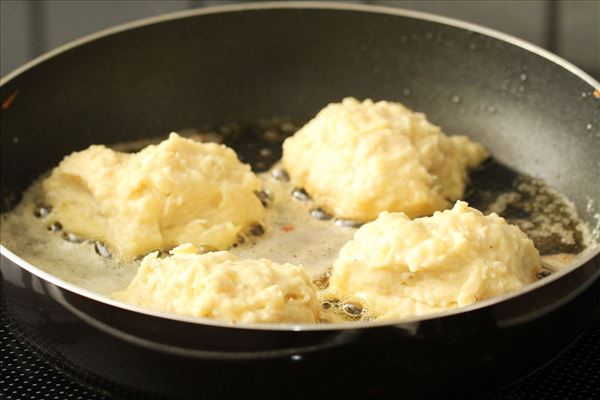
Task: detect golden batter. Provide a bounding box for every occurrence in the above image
[43,133,266,260]
[282,97,488,221]
[113,244,320,323]
[328,201,542,319]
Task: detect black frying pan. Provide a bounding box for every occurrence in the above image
[1,3,599,399]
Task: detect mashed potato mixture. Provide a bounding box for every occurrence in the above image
[113,244,320,323]
[328,201,542,319]
[43,133,266,260]
[282,97,488,221]
[2,100,588,324]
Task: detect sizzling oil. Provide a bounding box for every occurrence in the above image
[0,120,596,323]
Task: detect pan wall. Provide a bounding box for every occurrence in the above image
[2,1,599,80]
[1,7,599,226]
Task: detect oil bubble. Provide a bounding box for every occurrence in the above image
[94,242,112,258]
[292,188,311,201]
[272,169,290,181]
[63,232,84,243]
[34,205,51,218]
[343,303,363,315]
[310,208,333,221]
[48,222,62,232]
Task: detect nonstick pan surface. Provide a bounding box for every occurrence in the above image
[1,2,599,399]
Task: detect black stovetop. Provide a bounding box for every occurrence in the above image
[2,312,599,399]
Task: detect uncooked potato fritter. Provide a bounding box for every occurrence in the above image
[282,97,488,221]
[328,201,541,319]
[113,244,321,323]
[43,133,266,260]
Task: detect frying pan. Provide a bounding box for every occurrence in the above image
[1,2,599,399]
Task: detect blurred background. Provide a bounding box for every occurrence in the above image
[1,0,599,80]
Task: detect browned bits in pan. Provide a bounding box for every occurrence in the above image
[249,224,265,236]
[281,223,295,233]
[1,90,18,110]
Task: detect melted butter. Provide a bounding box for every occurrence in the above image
[230,170,355,277]
[0,168,357,297]
[0,180,139,295]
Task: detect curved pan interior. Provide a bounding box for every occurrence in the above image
[2,4,600,398]
[1,2,599,332]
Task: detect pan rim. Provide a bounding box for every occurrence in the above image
[1,1,599,88]
[2,243,599,332]
[1,1,599,332]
